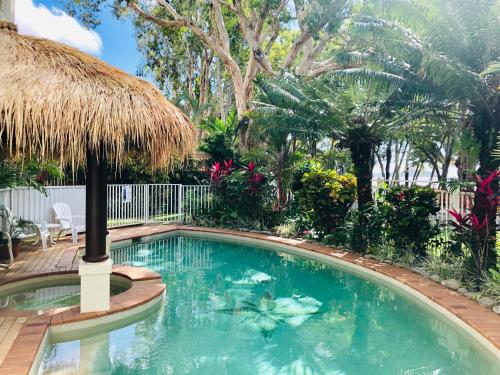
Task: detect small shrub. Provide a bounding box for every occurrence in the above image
[378,186,440,259]
[371,242,417,266]
[200,160,273,229]
[333,206,385,248]
[447,171,499,279]
[295,165,356,236]
[274,219,300,238]
[481,269,500,304]
[422,255,467,281]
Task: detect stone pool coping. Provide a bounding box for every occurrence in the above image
[0,224,499,374]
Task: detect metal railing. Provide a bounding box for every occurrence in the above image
[0,184,212,229]
[0,180,479,230]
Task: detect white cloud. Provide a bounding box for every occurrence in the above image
[15,0,103,55]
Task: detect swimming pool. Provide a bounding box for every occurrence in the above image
[38,235,500,374]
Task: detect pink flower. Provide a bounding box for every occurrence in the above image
[248,162,255,173]
[448,209,466,224]
[396,191,405,201]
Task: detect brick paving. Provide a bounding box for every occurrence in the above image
[0,224,498,374]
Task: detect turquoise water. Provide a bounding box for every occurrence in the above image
[39,236,499,374]
[0,280,126,312]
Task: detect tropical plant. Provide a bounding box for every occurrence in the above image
[253,75,340,157]
[378,186,440,259]
[0,158,62,194]
[8,217,34,240]
[295,163,356,236]
[203,160,272,229]
[448,171,500,279]
[347,0,500,170]
[342,0,500,264]
[199,110,239,164]
[253,73,438,251]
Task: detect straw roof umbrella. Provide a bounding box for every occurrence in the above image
[0,21,196,268]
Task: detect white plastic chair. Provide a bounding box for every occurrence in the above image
[52,202,85,243]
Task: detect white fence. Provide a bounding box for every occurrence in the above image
[0,181,477,230]
[0,184,212,229]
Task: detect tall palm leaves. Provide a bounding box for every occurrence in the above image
[344,0,500,173]
[252,74,341,156]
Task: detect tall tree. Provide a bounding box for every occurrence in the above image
[66,1,357,130]
[252,73,437,250]
[343,0,500,269]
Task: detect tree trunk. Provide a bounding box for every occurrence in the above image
[216,59,226,121]
[275,149,288,208]
[385,140,392,182]
[350,141,376,253]
[441,134,454,181]
[404,143,412,186]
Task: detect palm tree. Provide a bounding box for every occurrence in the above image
[252,74,438,250]
[252,75,341,208]
[342,0,500,268]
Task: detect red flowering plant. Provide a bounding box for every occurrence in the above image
[204,160,272,229]
[209,159,234,184]
[246,162,267,194]
[448,170,500,279]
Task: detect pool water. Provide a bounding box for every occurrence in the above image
[38,236,499,374]
[0,279,127,312]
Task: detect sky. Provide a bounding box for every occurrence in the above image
[15,0,142,76]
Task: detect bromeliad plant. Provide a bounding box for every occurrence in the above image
[448,171,500,280]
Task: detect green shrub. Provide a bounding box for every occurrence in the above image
[378,186,440,259]
[198,161,273,229]
[481,269,500,304]
[274,219,301,238]
[422,255,467,281]
[334,205,386,248]
[295,165,356,236]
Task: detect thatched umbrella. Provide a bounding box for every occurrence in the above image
[0,21,196,265]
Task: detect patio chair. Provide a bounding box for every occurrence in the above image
[52,202,85,243]
[0,206,51,268]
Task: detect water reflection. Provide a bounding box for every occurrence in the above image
[0,282,126,312]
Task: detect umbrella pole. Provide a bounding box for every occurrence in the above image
[79,144,112,313]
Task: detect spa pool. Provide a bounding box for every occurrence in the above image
[37,235,500,374]
[0,275,128,313]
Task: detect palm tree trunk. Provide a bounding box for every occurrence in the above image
[385,140,392,182]
[349,141,375,253]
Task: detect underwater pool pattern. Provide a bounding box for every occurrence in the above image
[39,236,499,374]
